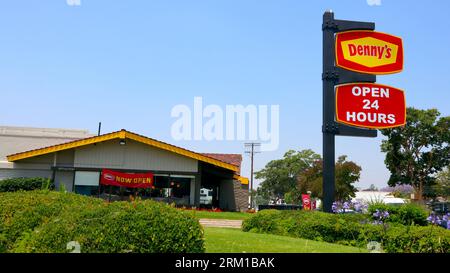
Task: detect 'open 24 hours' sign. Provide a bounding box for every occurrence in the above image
[336,83,406,129]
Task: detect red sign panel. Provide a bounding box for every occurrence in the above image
[336,83,406,129]
[302,194,311,211]
[101,169,154,188]
[336,31,403,75]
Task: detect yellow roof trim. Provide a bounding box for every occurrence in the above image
[6,130,239,172]
[234,174,249,185]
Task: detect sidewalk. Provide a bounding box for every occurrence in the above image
[199,219,243,229]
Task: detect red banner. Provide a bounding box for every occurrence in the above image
[302,194,311,211]
[100,169,154,189]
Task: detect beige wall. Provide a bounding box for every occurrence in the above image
[74,139,198,173]
[0,125,93,162]
[0,126,92,179]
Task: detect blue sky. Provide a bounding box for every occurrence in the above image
[1,0,449,190]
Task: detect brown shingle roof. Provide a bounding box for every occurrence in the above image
[201,153,243,174]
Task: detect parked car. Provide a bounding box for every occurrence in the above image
[429,202,449,214]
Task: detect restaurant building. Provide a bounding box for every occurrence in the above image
[0,126,249,211]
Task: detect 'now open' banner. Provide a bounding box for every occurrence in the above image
[100,169,154,188]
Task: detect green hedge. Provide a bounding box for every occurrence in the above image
[0,177,54,192]
[0,190,100,252]
[242,210,450,253]
[382,225,450,253]
[243,210,367,246]
[368,203,429,226]
[0,191,205,253]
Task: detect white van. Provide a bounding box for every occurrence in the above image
[200,188,213,205]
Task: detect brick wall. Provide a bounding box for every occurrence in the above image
[233,180,249,212]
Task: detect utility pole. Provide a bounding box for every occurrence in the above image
[245,142,260,210]
[98,122,102,136]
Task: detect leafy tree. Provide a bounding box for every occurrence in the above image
[380,108,450,200]
[432,167,450,198]
[284,191,296,205]
[249,189,269,207]
[255,149,320,202]
[296,156,361,201]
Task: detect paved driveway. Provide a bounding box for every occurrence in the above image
[199,219,243,229]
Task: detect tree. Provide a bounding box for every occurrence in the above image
[380,108,450,200]
[364,184,379,191]
[297,155,361,201]
[432,167,450,198]
[255,149,321,202]
[249,189,269,207]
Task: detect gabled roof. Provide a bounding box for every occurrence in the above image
[201,153,243,173]
[6,130,239,172]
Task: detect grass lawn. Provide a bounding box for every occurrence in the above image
[204,227,367,253]
[182,210,253,220]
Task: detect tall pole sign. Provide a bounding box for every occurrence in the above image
[322,11,405,213]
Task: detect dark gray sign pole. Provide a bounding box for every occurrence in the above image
[322,11,378,213]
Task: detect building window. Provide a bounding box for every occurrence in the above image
[74,171,100,196]
[143,175,193,206]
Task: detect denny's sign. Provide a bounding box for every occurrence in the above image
[321,11,406,213]
[336,30,403,75]
[101,169,154,188]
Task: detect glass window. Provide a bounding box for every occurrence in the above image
[74,171,100,196]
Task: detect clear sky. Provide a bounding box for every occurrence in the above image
[1,0,449,190]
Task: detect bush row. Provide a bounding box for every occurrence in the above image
[243,210,367,244]
[242,210,450,253]
[368,203,429,226]
[0,190,204,253]
[0,177,54,192]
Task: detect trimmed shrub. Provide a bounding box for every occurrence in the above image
[0,192,204,253]
[383,225,450,253]
[395,204,429,226]
[243,210,367,246]
[242,210,283,234]
[368,203,429,226]
[367,203,399,216]
[242,210,450,253]
[15,201,204,253]
[0,177,54,192]
[0,190,103,252]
